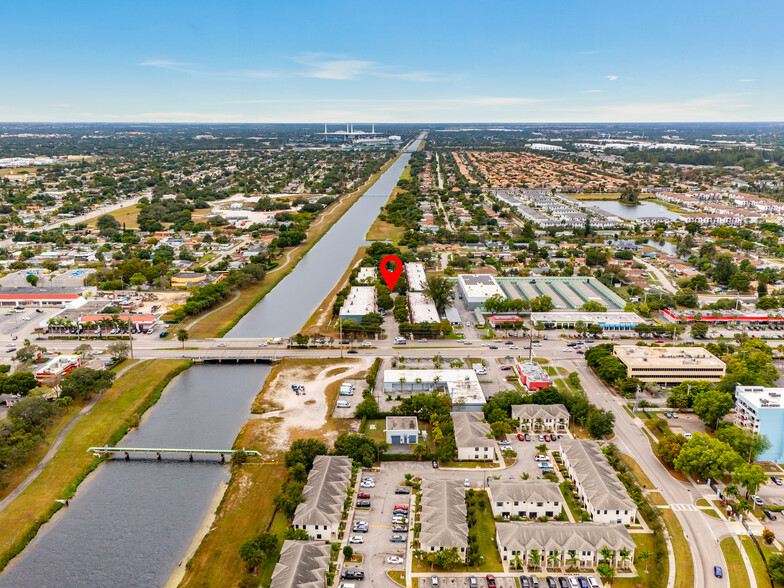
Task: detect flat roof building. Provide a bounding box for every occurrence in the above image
[514,361,552,391]
[734,385,784,463]
[457,274,506,310]
[452,411,497,461]
[34,354,82,384]
[405,262,428,291]
[613,346,726,386]
[270,540,330,588]
[531,311,644,331]
[385,416,419,445]
[292,455,353,541]
[382,369,485,410]
[357,267,375,284]
[559,439,637,525]
[408,291,440,323]
[338,286,376,322]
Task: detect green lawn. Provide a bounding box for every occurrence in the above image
[741,537,777,587]
[614,533,664,588]
[559,481,588,521]
[720,537,750,588]
[661,509,694,588]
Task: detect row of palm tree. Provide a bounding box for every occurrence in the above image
[510,545,632,571]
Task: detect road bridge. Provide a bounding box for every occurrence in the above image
[88,446,261,462]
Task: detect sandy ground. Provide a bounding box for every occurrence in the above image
[251,358,372,456]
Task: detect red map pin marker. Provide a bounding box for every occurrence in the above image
[380,255,403,291]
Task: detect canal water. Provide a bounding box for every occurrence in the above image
[227,134,425,338]
[584,199,682,221]
[0,136,423,587]
[0,364,271,588]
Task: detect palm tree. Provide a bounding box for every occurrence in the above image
[177,328,189,348]
[618,547,631,570]
[548,549,561,570]
[600,546,614,567]
[638,550,652,573]
[512,552,523,570]
[529,549,542,570]
[567,550,579,570]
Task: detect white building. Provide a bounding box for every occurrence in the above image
[488,480,562,519]
[382,369,485,410]
[405,262,428,291]
[338,286,376,322]
[452,411,497,461]
[457,274,506,310]
[734,385,784,463]
[357,267,376,284]
[385,416,420,445]
[292,455,353,541]
[408,291,440,323]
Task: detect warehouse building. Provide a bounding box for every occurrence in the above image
[408,291,440,323]
[457,274,506,310]
[385,416,420,445]
[338,286,377,322]
[613,346,726,385]
[405,262,428,291]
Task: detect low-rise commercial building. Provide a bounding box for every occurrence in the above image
[405,262,428,291]
[382,369,485,410]
[488,480,562,519]
[420,479,468,556]
[514,361,552,391]
[511,404,569,432]
[356,267,375,284]
[452,411,497,461]
[496,522,635,570]
[34,354,82,384]
[531,311,643,331]
[292,455,353,541]
[385,416,419,445]
[270,540,330,588]
[559,439,637,525]
[613,346,726,385]
[457,274,506,310]
[734,385,784,463]
[408,291,440,323]
[338,286,376,322]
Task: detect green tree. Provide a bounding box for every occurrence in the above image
[733,463,767,497]
[586,408,615,438]
[343,545,354,559]
[26,274,39,287]
[284,438,328,471]
[2,372,37,396]
[693,388,734,429]
[107,342,130,360]
[715,425,771,463]
[580,300,608,312]
[176,328,190,348]
[427,546,463,569]
[59,368,115,400]
[674,434,743,480]
[690,322,709,339]
[7,396,55,427]
[424,275,455,312]
[530,295,555,313]
[656,434,688,467]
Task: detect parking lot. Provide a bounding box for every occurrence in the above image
[0,306,59,339]
[415,574,516,588]
[342,466,410,585]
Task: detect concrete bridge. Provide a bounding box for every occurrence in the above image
[88,446,261,462]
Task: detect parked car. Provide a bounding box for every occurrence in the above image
[489,345,498,349]
[524,433,531,442]
[543,434,550,442]
[357,492,370,499]
[558,578,569,588]
[395,487,411,494]
[394,504,409,511]
[469,577,478,588]
[431,575,439,586]
[432,460,439,469]
[517,433,525,441]
[521,577,530,588]
[578,578,589,588]
[534,454,548,461]
[545,577,557,588]
[772,476,783,486]
[588,578,599,588]
[764,509,778,520]
[486,575,496,588]
[348,536,364,544]
[392,509,408,516]
[352,524,368,533]
[356,500,371,507]
[387,556,404,564]
[464,478,470,487]
[499,440,511,446]
[752,495,764,506]
[390,535,405,542]
[341,570,365,580]
[392,525,408,532]
[347,349,358,354]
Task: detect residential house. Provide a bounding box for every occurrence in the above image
[420,479,468,556]
[488,480,562,519]
[292,455,353,541]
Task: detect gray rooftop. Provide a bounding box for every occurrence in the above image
[559,439,635,512]
[451,411,493,448]
[496,521,635,553]
[270,540,330,588]
[292,455,353,528]
[386,416,418,431]
[511,404,569,422]
[420,479,468,550]
[489,480,562,505]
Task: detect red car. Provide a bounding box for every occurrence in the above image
[394,504,409,510]
[486,574,496,587]
[357,492,370,499]
[517,433,525,441]
[655,340,665,343]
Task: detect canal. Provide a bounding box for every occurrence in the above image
[584,199,682,221]
[0,134,424,587]
[227,133,424,338]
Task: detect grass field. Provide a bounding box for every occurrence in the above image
[660,509,694,588]
[615,532,663,588]
[367,217,405,242]
[741,536,775,587]
[620,452,655,488]
[0,359,190,572]
[187,152,403,339]
[720,537,750,588]
[86,203,140,229]
[179,464,288,588]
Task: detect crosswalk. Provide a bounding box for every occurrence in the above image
[671,503,699,511]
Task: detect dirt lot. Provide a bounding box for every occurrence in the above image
[240,358,372,458]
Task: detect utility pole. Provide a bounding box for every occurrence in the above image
[127,315,134,360]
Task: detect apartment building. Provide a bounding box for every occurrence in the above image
[270,540,330,588]
[420,479,468,556]
[613,346,726,385]
[511,404,569,432]
[292,455,353,541]
[488,480,562,519]
[452,411,498,461]
[559,439,637,525]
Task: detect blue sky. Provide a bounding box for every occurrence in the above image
[2,0,782,123]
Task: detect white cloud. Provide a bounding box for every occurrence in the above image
[291,53,450,82]
[605,75,618,81]
[740,79,755,83]
[140,60,199,74]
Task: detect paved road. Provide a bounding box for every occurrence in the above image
[634,257,678,294]
[567,359,730,588]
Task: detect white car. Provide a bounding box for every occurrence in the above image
[360,481,375,488]
[498,440,511,446]
[752,495,764,506]
[348,536,364,544]
[588,577,599,588]
[534,454,548,461]
[387,556,404,564]
[509,345,518,349]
